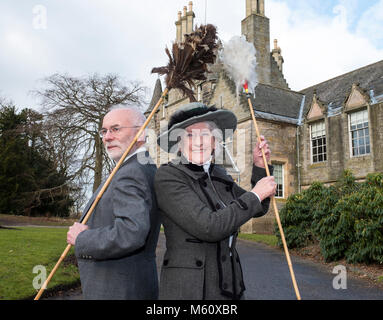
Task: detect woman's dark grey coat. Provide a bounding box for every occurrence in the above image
[154,158,272,300]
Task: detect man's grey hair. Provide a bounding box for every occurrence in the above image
[108,104,146,126]
[107,104,147,143]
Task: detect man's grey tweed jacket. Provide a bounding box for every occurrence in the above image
[75,151,160,300]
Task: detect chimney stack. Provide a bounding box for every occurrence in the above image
[272,39,284,72]
[175,2,195,42]
[246,0,265,17]
[175,11,182,42]
[242,0,271,84]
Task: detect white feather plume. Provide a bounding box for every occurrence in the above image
[220,35,258,96]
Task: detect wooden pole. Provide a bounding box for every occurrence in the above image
[245,89,301,300]
[34,87,169,300]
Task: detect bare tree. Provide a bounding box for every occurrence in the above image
[34,73,147,193]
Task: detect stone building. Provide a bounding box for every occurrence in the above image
[145,0,383,234]
[299,61,383,188]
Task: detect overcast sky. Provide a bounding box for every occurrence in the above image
[1,0,382,112]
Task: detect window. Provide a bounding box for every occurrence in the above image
[349,109,370,156]
[310,121,327,163]
[273,163,284,198]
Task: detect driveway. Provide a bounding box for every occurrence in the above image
[46,233,383,300]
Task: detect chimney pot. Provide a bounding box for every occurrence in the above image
[188,1,193,12]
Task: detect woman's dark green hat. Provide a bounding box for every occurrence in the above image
[157,102,237,153]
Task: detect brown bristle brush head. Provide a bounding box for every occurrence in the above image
[151,24,219,102]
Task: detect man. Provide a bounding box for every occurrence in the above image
[67,105,160,300]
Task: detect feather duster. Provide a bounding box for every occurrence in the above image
[151,24,218,102]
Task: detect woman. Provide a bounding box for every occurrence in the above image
[155,102,276,300]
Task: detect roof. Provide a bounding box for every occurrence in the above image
[217,69,304,123]
[147,59,383,124]
[299,60,383,118]
[146,78,163,114]
[251,83,304,120]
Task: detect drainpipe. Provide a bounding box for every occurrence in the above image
[370,90,377,104]
[296,95,306,193]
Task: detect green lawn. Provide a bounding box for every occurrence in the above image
[238,233,278,247]
[0,227,79,300]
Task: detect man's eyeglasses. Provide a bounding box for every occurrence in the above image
[99,126,139,138]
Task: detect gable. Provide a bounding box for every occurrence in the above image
[306,94,326,122]
[345,84,368,111]
[307,101,323,120]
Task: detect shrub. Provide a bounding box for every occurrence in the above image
[275,182,326,249]
[313,170,359,261]
[312,186,344,261]
[345,173,383,264]
[275,170,383,265]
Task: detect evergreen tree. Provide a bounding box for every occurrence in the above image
[0,104,33,213]
[0,104,73,216]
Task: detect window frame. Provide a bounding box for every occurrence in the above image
[309,120,327,164]
[348,108,370,158]
[272,162,284,199]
